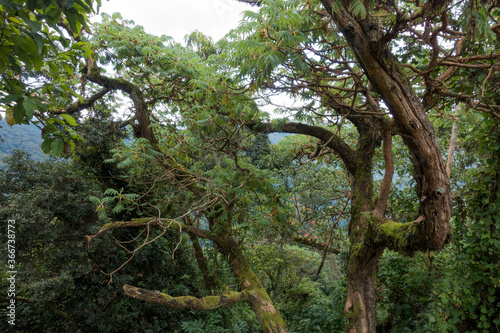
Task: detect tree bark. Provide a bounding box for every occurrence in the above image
[344,246,383,333]
[213,234,287,333]
[319,0,451,251]
[335,118,382,332]
[123,285,249,310]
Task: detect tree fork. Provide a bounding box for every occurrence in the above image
[320,0,451,250]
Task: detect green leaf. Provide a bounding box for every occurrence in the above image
[26,19,42,33]
[104,188,119,196]
[349,0,367,19]
[13,102,25,123]
[0,94,20,104]
[41,139,52,153]
[23,96,37,118]
[30,32,44,56]
[51,139,65,156]
[60,114,78,126]
[89,196,101,205]
[11,35,39,58]
[61,63,74,76]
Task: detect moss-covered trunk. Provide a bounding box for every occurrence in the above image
[215,234,287,333]
[344,246,383,332]
[343,126,383,332]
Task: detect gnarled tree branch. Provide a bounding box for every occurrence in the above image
[85,217,214,243]
[123,285,249,310]
[247,121,356,172]
[54,88,111,115]
[83,60,156,143]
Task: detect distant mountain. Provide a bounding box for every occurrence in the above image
[0,118,44,166]
[268,132,290,145]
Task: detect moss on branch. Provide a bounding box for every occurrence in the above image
[123,285,249,310]
[376,220,418,255]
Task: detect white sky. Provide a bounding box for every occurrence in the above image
[95,0,254,43]
[93,0,292,118]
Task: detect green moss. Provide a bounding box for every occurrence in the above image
[351,243,363,258]
[377,220,417,252]
[204,295,223,309]
[131,217,152,224]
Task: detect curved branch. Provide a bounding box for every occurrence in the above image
[292,236,341,254]
[373,124,394,218]
[54,88,111,115]
[85,218,213,243]
[123,285,249,310]
[247,121,356,172]
[83,61,155,143]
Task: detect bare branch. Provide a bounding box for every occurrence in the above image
[247,121,356,172]
[314,193,350,276]
[373,124,394,218]
[54,88,111,115]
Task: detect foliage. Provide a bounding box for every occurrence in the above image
[1,0,499,331]
[0,151,207,332]
[377,112,500,332]
[246,243,346,332]
[436,112,500,332]
[0,0,101,154]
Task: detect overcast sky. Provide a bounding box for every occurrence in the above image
[95,0,255,43]
[93,0,290,117]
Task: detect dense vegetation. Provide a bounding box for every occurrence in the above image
[0,0,498,332]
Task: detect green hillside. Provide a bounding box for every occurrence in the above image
[0,118,44,166]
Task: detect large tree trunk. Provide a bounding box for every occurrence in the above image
[344,126,383,332]
[315,2,452,331]
[344,246,382,332]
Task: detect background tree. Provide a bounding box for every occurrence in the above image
[0,151,209,332]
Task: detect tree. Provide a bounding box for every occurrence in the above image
[231,0,498,330]
[3,0,499,332]
[0,151,209,332]
[40,14,289,332]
